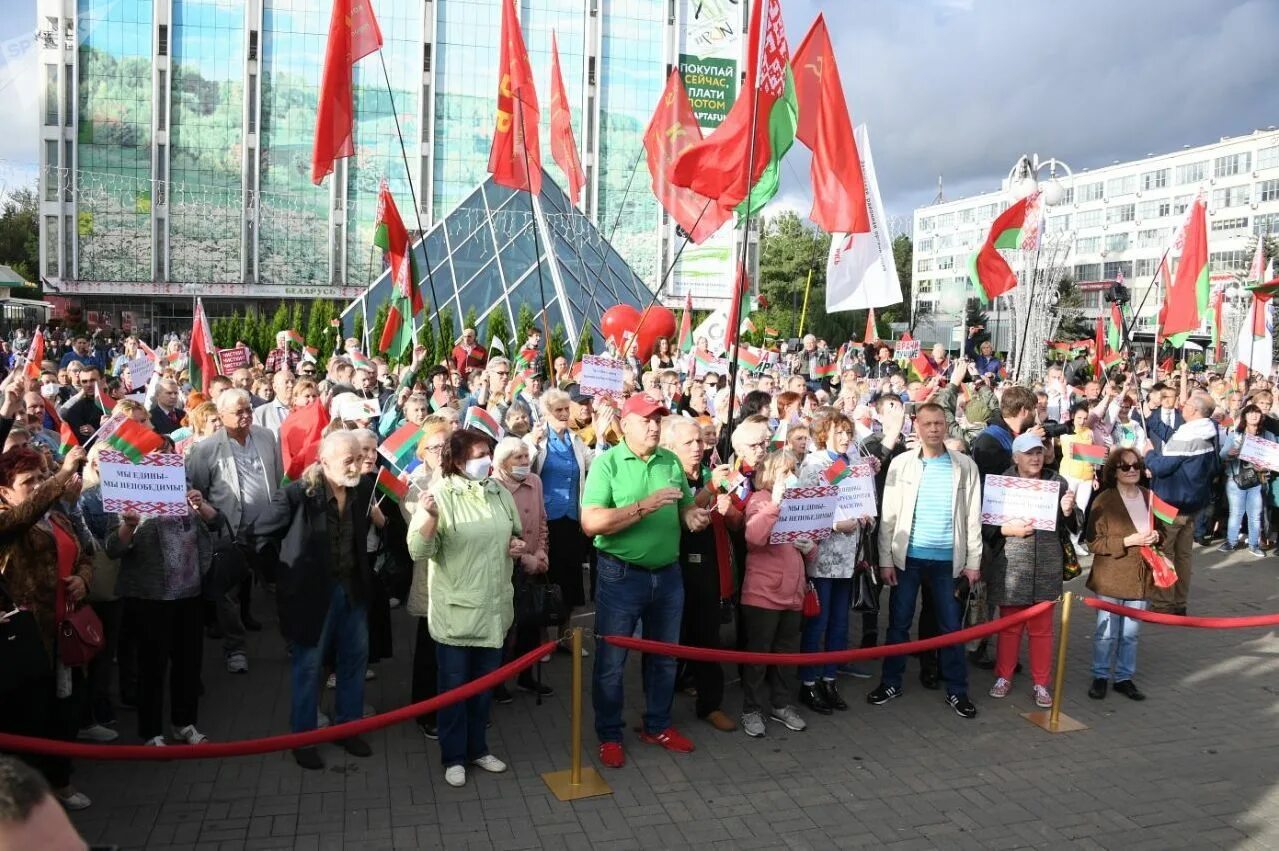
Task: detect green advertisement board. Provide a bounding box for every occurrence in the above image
[677,54,737,129]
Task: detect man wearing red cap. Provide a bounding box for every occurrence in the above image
[582,393,712,769]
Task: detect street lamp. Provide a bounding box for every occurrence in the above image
[1006,154,1074,206]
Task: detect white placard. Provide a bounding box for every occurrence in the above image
[980,474,1059,532]
[692,355,729,375]
[126,355,155,392]
[769,485,839,544]
[1239,434,1279,472]
[832,460,877,521]
[579,355,625,398]
[99,450,189,517]
[893,339,921,360]
[337,394,381,421]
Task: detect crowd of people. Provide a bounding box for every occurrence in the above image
[0,317,1265,806]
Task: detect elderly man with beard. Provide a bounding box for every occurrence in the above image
[256,431,376,770]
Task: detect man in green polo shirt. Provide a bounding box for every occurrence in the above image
[583,393,711,770]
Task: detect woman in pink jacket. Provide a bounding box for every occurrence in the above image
[739,449,816,739]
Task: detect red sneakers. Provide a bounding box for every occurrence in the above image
[639,727,695,753]
[598,742,625,769]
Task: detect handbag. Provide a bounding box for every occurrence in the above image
[0,577,52,694]
[53,527,104,668]
[962,579,990,651]
[802,581,821,618]
[514,577,568,629]
[1060,535,1081,581]
[204,514,250,600]
[1234,461,1262,491]
[850,533,880,614]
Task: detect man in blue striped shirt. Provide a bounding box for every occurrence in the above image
[867,403,984,718]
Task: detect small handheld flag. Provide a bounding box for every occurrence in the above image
[464,406,503,441]
[374,467,409,504]
[104,419,166,463]
[1150,494,1179,525]
[379,421,424,471]
[1067,442,1108,466]
[822,458,850,485]
[58,421,79,456]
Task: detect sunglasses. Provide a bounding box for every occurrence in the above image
[1116,463,1142,472]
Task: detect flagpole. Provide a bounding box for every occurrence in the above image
[798,268,813,337]
[513,98,556,361]
[378,52,443,347]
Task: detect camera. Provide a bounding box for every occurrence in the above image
[1040,420,1072,439]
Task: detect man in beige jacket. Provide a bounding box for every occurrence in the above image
[867,403,983,718]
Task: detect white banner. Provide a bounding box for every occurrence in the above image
[980,475,1058,532]
[769,485,838,544]
[99,451,188,517]
[1232,297,1274,379]
[832,461,877,521]
[1239,434,1279,472]
[825,125,903,312]
[689,308,730,357]
[579,355,625,398]
[126,355,155,392]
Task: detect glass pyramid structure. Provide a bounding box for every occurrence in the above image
[341,169,654,354]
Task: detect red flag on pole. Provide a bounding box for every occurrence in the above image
[643,70,733,244]
[310,0,383,185]
[863,307,879,344]
[548,32,584,205]
[488,0,541,195]
[189,298,218,395]
[792,14,869,234]
[724,265,750,354]
[24,329,44,381]
[677,291,693,352]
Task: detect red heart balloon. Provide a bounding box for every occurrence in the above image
[600,304,642,353]
[633,305,677,363]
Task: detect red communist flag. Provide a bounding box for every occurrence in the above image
[792,14,869,234]
[488,0,541,195]
[549,32,584,205]
[311,0,383,185]
[643,70,732,244]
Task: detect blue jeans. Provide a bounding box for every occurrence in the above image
[592,554,684,743]
[1090,596,1146,681]
[800,576,852,682]
[1225,478,1263,549]
[881,557,967,696]
[435,643,502,768]
[289,584,368,733]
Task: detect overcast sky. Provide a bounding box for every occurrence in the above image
[2,0,1277,224]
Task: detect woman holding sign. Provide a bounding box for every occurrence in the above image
[982,433,1077,709]
[1218,405,1273,557]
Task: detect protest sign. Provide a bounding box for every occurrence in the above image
[579,355,625,398]
[126,355,155,392]
[832,460,877,521]
[980,475,1059,532]
[218,347,250,372]
[336,393,381,421]
[893,339,921,360]
[1239,434,1279,472]
[769,485,838,544]
[99,450,188,517]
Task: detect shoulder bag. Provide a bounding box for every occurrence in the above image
[204,513,250,600]
[54,524,104,668]
[850,531,880,614]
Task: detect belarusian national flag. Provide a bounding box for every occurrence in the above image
[95,382,116,415]
[967,192,1042,303]
[285,330,305,347]
[1151,493,1179,525]
[694,350,719,372]
[735,345,763,371]
[105,419,165,463]
[1068,442,1108,466]
[670,0,798,218]
[379,421,423,471]
[813,361,837,379]
[677,292,693,353]
[823,458,850,485]
[374,180,421,361]
[350,351,374,371]
[311,0,382,184]
[1159,196,1209,347]
[769,419,788,449]
[488,0,541,195]
[548,32,585,205]
[302,346,319,363]
[1107,303,1124,353]
[464,406,503,441]
[374,467,409,504]
[189,298,218,395]
[58,421,78,455]
[724,264,750,354]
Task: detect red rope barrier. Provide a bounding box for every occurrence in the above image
[602,600,1057,665]
[0,640,557,761]
[1082,597,1279,629]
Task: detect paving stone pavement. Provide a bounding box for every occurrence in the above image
[65,546,1279,850]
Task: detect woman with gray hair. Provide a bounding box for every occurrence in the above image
[525,388,593,640]
[492,436,552,698]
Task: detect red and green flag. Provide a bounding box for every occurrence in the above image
[670,0,798,218]
[1159,196,1209,347]
[104,419,165,463]
[311,0,382,184]
[464,406,502,441]
[374,180,421,361]
[967,192,1042,304]
[374,467,409,504]
[189,298,218,395]
[823,457,850,485]
[57,421,78,456]
[284,329,305,347]
[735,345,763,372]
[24,328,44,381]
[813,360,837,379]
[1151,494,1179,525]
[95,382,116,415]
[1107,303,1124,353]
[280,400,332,484]
[677,291,694,353]
[350,350,375,371]
[1068,442,1108,466]
[378,421,423,471]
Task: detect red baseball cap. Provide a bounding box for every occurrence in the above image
[620,393,669,419]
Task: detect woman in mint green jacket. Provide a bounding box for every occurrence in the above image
[408,428,525,789]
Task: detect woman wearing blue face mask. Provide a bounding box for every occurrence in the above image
[408,428,526,789]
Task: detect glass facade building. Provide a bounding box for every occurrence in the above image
[37,0,750,342]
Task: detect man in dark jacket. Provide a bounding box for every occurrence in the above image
[256,430,378,770]
[1143,393,1221,615]
[970,386,1041,483]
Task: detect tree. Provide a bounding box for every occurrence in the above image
[485,308,511,353]
[516,303,536,351]
[435,307,456,367]
[305,299,337,354]
[576,322,594,357]
[964,300,991,346]
[353,310,365,352]
[547,322,569,366]
[416,311,436,367]
[462,306,480,340]
[0,188,39,283]
[267,302,290,351]
[370,301,390,362]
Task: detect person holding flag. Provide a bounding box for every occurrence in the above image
[1218,404,1273,557]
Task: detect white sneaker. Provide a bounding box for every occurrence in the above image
[77,724,118,742]
[444,765,466,787]
[540,653,552,663]
[226,653,248,674]
[143,736,167,747]
[741,711,767,738]
[325,673,337,689]
[768,705,807,732]
[365,668,377,681]
[317,711,330,728]
[471,754,508,773]
[55,788,92,811]
[172,724,208,745]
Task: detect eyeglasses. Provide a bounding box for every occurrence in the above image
[1116,463,1141,472]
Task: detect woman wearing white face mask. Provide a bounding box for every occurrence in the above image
[408,428,526,788]
[492,438,551,699]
